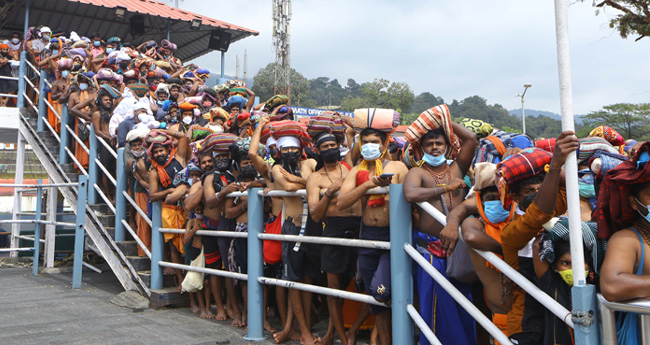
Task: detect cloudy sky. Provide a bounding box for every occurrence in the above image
[178,0,650,115]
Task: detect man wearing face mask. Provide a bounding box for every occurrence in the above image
[124,127,151,256]
[117,103,148,148]
[92,84,121,203]
[8,32,22,60]
[69,72,96,171]
[151,83,170,121]
[337,126,409,345]
[166,78,185,103]
[306,133,365,345]
[170,102,198,133]
[90,32,105,59]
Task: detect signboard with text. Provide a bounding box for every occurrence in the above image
[290,107,353,117]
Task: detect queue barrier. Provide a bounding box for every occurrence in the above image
[4,178,88,289]
[599,294,650,345]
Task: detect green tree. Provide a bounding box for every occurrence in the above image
[410,92,445,113]
[590,0,650,41]
[340,96,367,112]
[252,63,312,106]
[582,103,650,140]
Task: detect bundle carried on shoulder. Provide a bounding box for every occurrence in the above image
[260,120,311,149]
[307,111,346,143]
[353,108,400,134]
[191,133,238,156]
[473,130,534,164]
[404,104,460,160]
[496,148,552,210]
[458,118,493,139]
[229,87,248,98]
[225,95,247,111]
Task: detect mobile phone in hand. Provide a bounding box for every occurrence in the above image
[378,173,394,179]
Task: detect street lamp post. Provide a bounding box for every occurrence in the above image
[516,83,532,135]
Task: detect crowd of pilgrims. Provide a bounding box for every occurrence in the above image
[2,27,650,345]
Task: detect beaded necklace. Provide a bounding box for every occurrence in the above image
[422,163,454,210]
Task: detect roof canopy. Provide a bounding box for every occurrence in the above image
[0,0,259,62]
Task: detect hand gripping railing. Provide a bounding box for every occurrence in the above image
[415,201,575,329]
[5,178,88,289]
[598,294,650,345]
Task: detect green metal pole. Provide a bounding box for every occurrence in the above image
[245,188,265,341]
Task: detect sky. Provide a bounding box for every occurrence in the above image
[175,0,650,115]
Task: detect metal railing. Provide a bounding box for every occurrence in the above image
[4,179,88,289]
[599,294,650,345]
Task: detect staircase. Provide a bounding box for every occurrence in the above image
[19,108,150,296]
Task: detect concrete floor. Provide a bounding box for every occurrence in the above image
[0,266,376,345]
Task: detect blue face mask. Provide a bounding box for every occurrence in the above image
[79,83,89,91]
[636,198,650,224]
[422,152,447,167]
[94,41,101,47]
[483,200,510,223]
[361,143,382,161]
[61,70,69,79]
[106,48,115,54]
[578,182,596,199]
[52,49,59,55]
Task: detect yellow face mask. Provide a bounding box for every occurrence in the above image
[558,269,590,286]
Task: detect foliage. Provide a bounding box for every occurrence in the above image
[590,0,650,41]
[252,63,313,106]
[581,103,650,140]
[410,92,445,114]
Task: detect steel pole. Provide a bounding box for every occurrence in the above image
[17,0,29,108]
[553,0,598,344]
[72,176,88,289]
[521,97,526,135]
[114,148,127,242]
[245,187,265,341]
[390,184,414,345]
[221,51,225,79]
[150,201,163,290]
[32,180,42,276]
[37,70,46,132]
[88,124,98,204]
[59,104,69,164]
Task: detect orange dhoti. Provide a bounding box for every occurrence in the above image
[47,93,61,133]
[135,191,151,257]
[74,117,89,172]
[161,203,186,255]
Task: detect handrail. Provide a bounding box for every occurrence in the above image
[0,94,18,98]
[93,158,117,187]
[93,184,116,214]
[405,243,514,345]
[122,191,152,227]
[406,304,443,345]
[159,261,247,281]
[160,228,248,238]
[120,219,152,259]
[416,201,574,328]
[258,233,391,249]
[23,92,37,111]
[0,76,19,80]
[226,186,390,198]
[599,294,650,315]
[43,97,61,121]
[64,147,89,176]
[65,124,90,154]
[0,183,77,188]
[23,75,38,93]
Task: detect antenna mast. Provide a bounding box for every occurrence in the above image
[272,0,291,101]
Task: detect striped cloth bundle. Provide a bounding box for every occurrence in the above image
[229,87,247,97]
[192,133,238,156]
[265,95,289,110]
[307,111,346,143]
[577,137,619,163]
[260,120,311,149]
[404,104,460,159]
[354,108,400,134]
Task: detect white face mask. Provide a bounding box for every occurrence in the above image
[137,114,147,122]
[208,124,223,133]
[11,38,20,44]
[182,116,192,125]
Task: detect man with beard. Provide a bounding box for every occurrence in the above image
[124,127,151,256]
[147,129,190,290]
[402,107,478,345]
[69,72,97,172]
[306,133,367,345]
[91,85,121,204]
[166,78,185,104]
[271,135,319,345]
[337,127,409,345]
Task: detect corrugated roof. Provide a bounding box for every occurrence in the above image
[0,0,259,62]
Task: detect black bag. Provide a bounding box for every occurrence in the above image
[77,122,90,142]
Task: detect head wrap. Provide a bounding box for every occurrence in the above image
[181,71,195,80]
[538,217,604,273]
[40,26,52,34]
[315,133,337,148]
[264,94,289,110]
[179,102,197,111]
[192,133,238,156]
[276,136,301,149]
[126,126,149,143]
[127,83,150,97]
[214,83,229,94]
[144,131,176,187]
[594,141,650,239]
[404,104,461,161]
[229,137,265,163]
[225,95,247,111]
[96,68,115,80]
[474,162,497,191]
[0,44,9,50]
[196,68,210,79]
[156,83,170,97]
[209,107,230,123]
[162,100,178,112]
[98,84,120,99]
[459,118,493,139]
[576,137,619,164]
[266,137,277,148]
[496,148,553,210]
[167,78,182,88]
[133,101,148,112]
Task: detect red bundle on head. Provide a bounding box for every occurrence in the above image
[496,148,552,210]
[260,120,311,149]
[404,104,461,161]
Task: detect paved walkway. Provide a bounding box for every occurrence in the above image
[0,267,284,345]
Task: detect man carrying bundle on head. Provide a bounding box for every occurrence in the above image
[124,126,151,257]
[186,133,245,326]
[338,108,409,345]
[268,121,320,345]
[146,129,190,291]
[91,84,121,204]
[402,105,478,345]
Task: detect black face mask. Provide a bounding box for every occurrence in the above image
[281,151,301,166]
[240,164,258,178]
[119,63,129,70]
[320,147,341,164]
[214,158,231,172]
[269,147,279,159]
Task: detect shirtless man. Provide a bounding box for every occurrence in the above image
[69,74,97,172]
[91,86,120,203]
[271,135,319,345]
[338,128,409,345]
[306,133,365,345]
[147,129,189,291]
[187,138,245,327]
[249,116,298,341]
[402,123,477,345]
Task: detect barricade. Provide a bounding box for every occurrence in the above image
[599,294,650,345]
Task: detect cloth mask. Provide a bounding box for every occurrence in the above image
[483,200,510,223]
[635,197,650,225]
[106,48,115,54]
[61,70,70,79]
[93,41,101,47]
[240,164,258,178]
[578,182,596,199]
[281,151,301,165]
[11,38,20,44]
[558,269,589,286]
[214,158,231,171]
[79,83,89,91]
[361,143,382,161]
[320,147,341,164]
[52,49,59,56]
[422,152,446,167]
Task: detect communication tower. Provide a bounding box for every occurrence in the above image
[272,0,291,100]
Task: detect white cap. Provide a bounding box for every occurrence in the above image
[40,27,51,33]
